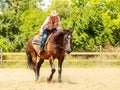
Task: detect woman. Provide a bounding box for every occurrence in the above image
[39,10,61,55]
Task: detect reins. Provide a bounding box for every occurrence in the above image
[47,31,65,51]
[49,40,65,50]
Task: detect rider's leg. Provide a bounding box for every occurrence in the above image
[40,29,48,52]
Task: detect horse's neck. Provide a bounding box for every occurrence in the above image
[52,30,64,45]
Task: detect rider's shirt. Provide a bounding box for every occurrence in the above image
[39,16,60,35]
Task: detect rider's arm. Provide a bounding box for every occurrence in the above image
[57,16,60,27]
[56,16,61,30]
[39,16,50,34]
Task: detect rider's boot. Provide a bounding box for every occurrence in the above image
[38,50,41,57]
[38,48,43,57]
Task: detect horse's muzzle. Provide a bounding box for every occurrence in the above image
[65,49,71,54]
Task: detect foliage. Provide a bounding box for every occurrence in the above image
[20,8,46,39]
[0,0,45,52]
[61,0,120,51]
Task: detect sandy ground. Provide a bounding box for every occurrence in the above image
[0,68,120,90]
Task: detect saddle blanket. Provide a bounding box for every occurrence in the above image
[32,33,52,45]
[32,35,41,45]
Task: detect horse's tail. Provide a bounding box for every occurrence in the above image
[25,46,34,70]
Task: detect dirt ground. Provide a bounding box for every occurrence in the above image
[0,68,120,90]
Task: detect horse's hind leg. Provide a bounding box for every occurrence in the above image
[47,56,56,82]
[30,53,38,80]
[36,59,44,80]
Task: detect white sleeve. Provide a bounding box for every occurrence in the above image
[58,16,60,27]
[57,16,61,30]
[39,17,50,33]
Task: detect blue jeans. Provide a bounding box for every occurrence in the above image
[40,29,48,51]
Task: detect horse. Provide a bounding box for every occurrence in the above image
[25,29,73,82]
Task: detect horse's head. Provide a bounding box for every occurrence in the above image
[63,29,73,54]
[50,29,73,54]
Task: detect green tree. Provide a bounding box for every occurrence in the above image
[20,8,45,39]
[63,0,120,51]
[0,0,42,52]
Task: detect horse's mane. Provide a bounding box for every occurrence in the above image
[51,29,65,42]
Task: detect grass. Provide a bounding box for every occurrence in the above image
[1,54,120,68]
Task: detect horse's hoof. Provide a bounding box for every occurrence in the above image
[47,78,51,83]
[35,76,39,81]
[58,79,62,83]
[35,78,39,81]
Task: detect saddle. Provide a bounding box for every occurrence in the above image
[32,30,56,55]
[32,33,53,46]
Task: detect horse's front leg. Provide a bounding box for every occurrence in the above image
[58,56,64,83]
[47,56,56,82]
[36,59,44,80]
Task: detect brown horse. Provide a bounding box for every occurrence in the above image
[25,29,73,82]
